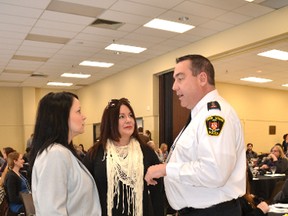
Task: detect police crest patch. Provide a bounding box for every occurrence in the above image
[205,115,225,136]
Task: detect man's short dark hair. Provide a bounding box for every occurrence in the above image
[176,54,215,86]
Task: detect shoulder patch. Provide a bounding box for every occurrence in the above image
[205,115,225,136]
[207,101,221,111]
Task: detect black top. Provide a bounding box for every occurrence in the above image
[260,157,288,175]
[246,150,258,161]
[4,170,24,204]
[239,196,267,216]
[83,143,164,216]
[274,178,288,203]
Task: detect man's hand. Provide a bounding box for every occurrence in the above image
[145,163,167,185]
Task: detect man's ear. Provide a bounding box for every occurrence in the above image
[198,72,207,85]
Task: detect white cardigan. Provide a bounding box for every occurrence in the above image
[32,144,101,216]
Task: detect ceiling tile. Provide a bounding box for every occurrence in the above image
[189,0,247,10]
[129,0,184,9]
[46,0,105,18]
[0,0,50,9]
[99,10,150,25]
[110,1,165,17]
[40,11,95,25]
[234,3,274,17]
[174,1,227,19]
[0,3,44,18]
[215,12,252,25]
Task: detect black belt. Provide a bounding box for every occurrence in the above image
[178,199,237,214]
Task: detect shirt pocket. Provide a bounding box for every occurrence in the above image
[175,126,198,161]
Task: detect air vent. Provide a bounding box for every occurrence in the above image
[31,73,48,78]
[260,0,288,9]
[90,19,125,30]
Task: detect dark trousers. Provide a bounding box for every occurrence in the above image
[178,199,241,216]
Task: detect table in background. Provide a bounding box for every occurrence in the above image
[268,212,285,216]
[251,174,286,203]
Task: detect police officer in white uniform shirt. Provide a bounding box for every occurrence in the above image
[145,54,246,216]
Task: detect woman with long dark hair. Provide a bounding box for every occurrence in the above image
[83,98,164,216]
[29,92,101,216]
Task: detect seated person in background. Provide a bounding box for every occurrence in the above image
[145,129,152,141]
[22,147,31,163]
[0,147,15,176]
[74,144,86,161]
[274,178,288,203]
[4,151,30,214]
[282,133,288,154]
[239,168,269,216]
[79,144,87,155]
[159,143,168,162]
[240,193,269,216]
[259,144,288,175]
[0,151,5,167]
[246,143,258,161]
[138,127,150,144]
[148,140,164,162]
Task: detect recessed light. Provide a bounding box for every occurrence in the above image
[47,82,73,86]
[282,84,288,87]
[61,73,91,78]
[105,43,146,54]
[240,77,273,83]
[144,18,195,33]
[79,60,114,68]
[257,49,288,61]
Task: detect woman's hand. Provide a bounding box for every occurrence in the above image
[269,153,278,161]
[257,201,269,214]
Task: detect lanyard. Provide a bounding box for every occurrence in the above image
[165,115,191,163]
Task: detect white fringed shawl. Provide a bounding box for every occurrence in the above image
[106,138,144,216]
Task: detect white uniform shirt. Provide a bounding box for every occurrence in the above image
[32,144,102,216]
[164,90,246,210]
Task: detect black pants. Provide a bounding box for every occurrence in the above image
[178,199,241,216]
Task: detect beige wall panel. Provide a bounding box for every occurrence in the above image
[243,120,288,154]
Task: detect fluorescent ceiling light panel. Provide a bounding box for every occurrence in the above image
[240,77,273,83]
[105,43,146,54]
[257,49,288,61]
[47,82,73,86]
[282,84,288,87]
[61,73,91,78]
[144,18,195,33]
[79,60,114,68]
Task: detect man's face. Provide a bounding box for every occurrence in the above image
[172,60,203,109]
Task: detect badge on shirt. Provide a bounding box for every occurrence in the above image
[205,115,225,136]
[207,101,221,111]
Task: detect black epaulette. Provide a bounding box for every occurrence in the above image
[207,101,221,111]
